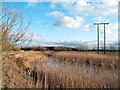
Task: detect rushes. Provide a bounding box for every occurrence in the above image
[50,52,118,71]
[9,51,118,88]
[27,59,118,88]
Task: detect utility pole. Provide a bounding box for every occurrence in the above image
[94,22,109,54]
[101,23,109,54]
[94,23,100,54]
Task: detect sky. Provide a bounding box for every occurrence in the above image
[3,0,119,48]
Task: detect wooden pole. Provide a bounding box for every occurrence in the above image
[94,23,109,54]
[97,24,99,54]
[104,24,106,54]
[101,23,109,54]
[94,23,100,54]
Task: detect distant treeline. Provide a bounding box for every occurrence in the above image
[21,46,118,52]
[21,46,77,51]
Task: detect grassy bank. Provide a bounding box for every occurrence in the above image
[2,51,48,88]
[2,57,34,88]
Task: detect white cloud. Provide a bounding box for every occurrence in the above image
[32,33,46,37]
[27,0,39,7]
[105,23,118,34]
[25,33,46,43]
[94,16,111,22]
[50,0,118,16]
[50,2,58,8]
[81,25,90,31]
[27,2,38,7]
[93,22,118,42]
[94,23,117,37]
[110,23,118,30]
[47,11,64,16]
[95,3,118,16]
[47,11,84,28]
[100,23,118,41]
[102,0,118,6]
[61,0,94,15]
[107,31,118,42]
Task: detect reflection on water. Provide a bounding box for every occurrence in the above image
[30,58,118,85]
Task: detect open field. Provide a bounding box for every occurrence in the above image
[2,50,119,88]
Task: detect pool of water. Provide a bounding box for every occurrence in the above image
[30,58,118,86]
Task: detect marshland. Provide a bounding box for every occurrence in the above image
[1,1,119,89]
[2,49,118,88]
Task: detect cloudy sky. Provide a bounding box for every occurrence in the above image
[4,0,119,48]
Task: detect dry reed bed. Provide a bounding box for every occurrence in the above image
[27,65,118,88]
[8,50,48,68]
[6,51,118,88]
[2,51,48,88]
[15,51,48,62]
[26,51,118,88]
[30,51,118,88]
[50,52,118,70]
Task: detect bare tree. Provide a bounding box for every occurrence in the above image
[100,45,104,51]
[108,44,117,51]
[1,2,32,60]
[76,43,88,51]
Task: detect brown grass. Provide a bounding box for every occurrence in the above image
[49,52,118,70]
[2,57,35,88]
[28,51,118,88]
[3,51,118,88]
[28,64,118,88]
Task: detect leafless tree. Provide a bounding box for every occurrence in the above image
[1,1,32,60]
[100,45,104,50]
[76,43,88,51]
[108,44,117,51]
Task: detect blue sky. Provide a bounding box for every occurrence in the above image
[3,0,119,48]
